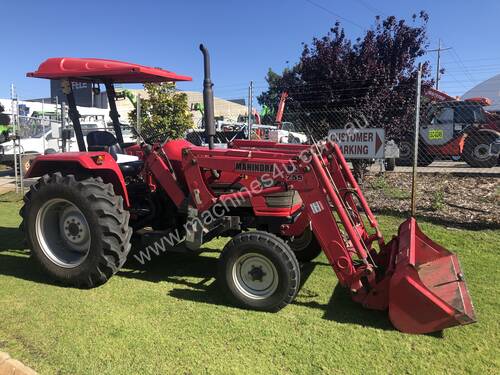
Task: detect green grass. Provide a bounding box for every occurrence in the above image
[0,196,499,374]
[431,190,445,211]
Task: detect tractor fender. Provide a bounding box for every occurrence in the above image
[475,128,500,139]
[25,152,130,207]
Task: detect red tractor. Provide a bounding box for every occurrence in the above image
[21,46,475,334]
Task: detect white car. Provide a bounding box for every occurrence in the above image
[268,122,308,144]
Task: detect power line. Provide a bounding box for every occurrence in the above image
[440,70,469,92]
[449,48,477,84]
[303,0,365,30]
[452,56,500,63]
[355,0,387,17]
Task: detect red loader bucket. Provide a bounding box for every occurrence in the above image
[389,218,476,334]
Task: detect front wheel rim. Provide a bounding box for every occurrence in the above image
[399,141,412,159]
[35,198,91,268]
[232,252,279,299]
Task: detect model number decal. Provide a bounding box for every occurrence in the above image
[286,174,303,181]
[428,129,444,140]
[310,201,324,214]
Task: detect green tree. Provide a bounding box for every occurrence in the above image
[129,83,194,142]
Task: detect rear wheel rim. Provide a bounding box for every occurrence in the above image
[472,143,491,161]
[232,253,279,299]
[35,198,91,268]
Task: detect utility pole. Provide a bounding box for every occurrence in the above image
[10,84,19,194]
[426,39,451,90]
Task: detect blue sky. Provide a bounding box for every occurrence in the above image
[2,0,500,102]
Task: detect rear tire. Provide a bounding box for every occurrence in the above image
[20,173,132,288]
[218,231,300,312]
[384,158,396,171]
[462,134,497,168]
[285,227,322,262]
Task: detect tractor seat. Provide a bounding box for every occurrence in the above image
[118,159,144,177]
[87,131,124,159]
[86,131,143,176]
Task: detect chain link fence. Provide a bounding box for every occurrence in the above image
[0,110,135,195]
[277,92,499,228]
[1,83,498,228]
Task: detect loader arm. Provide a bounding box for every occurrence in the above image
[144,139,475,333]
[174,141,380,291]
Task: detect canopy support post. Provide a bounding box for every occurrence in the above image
[61,79,86,152]
[105,82,124,144]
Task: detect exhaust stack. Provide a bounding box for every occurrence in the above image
[199,44,215,149]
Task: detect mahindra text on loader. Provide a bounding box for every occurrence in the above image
[20,45,476,334]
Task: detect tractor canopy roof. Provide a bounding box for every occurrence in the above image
[27,57,192,83]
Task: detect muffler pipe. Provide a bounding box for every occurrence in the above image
[199,44,215,149]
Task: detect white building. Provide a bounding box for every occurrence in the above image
[115,89,247,127]
[462,74,500,112]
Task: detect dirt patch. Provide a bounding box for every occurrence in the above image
[363,172,499,228]
[0,352,37,375]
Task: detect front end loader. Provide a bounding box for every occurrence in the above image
[20,46,475,334]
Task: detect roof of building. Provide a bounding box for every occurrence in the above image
[462,74,500,112]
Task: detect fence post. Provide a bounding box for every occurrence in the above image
[10,84,20,194]
[41,99,46,152]
[247,81,253,140]
[411,64,423,217]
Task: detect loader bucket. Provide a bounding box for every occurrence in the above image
[388,218,476,334]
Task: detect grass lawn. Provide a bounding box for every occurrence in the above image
[0,192,498,374]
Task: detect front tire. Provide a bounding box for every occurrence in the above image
[462,134,497,168]
[396,138,434,167]
[20,173,132,288]
[218,231,300,312]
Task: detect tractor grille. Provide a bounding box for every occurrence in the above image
[210,184,251,207]
[264,190,302,208]
[210,184,301,208]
